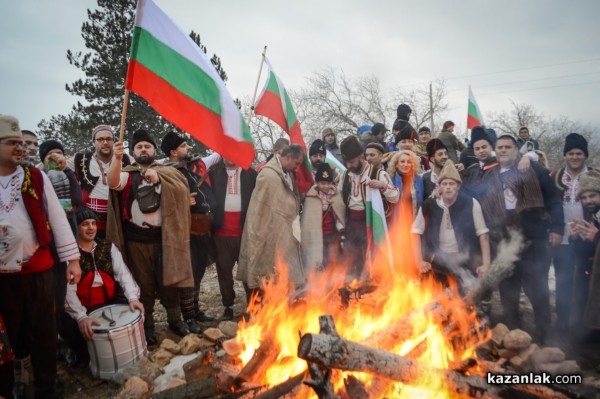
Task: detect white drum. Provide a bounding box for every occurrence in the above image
[87,304,147,379]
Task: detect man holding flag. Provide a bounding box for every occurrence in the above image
[338,136,398,279]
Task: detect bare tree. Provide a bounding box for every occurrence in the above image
[390,78,448,133]
[488,101,600,169]
[292,68,448,143]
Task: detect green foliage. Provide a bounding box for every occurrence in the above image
[38,0,229,155]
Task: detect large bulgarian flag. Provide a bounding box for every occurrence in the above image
[254,58,313,193]
[126,0,254,169]
[365,185,394,275]
[467,86,484,129]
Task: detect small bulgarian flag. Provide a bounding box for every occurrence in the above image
[254,58,313,192]
[326,149,346,173]
[126,0,255,169]
[365,184,394,275]
[467,86,484,129]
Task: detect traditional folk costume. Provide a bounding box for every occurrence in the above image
[60,207,140,365]
[68,125,132,238]
[301,163,346,271]
[237,155,304,291]
[107,130,193,341]
[210,160,257,314]
[338,136,399,278]
[0,116,79,398]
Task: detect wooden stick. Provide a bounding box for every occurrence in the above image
[247,46,267,125]
[119,89,130,143]
[252,371,306,399]
[234,336,279,387]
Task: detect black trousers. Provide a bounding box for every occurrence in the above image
[345,217,368,279]
[213,235,241,308]
[499,239,551,333]
[125,240,180,328]
[179,234,210,319]
[551,244,575,328]
[0,269,58,399]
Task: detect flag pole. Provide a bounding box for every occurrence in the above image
[119,89,130,143]
[247,46,267,125]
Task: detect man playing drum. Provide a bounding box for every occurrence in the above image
[61,207,143,367]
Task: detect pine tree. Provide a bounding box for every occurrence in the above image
[39,0,230,154]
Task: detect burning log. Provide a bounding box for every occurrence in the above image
[341,375,368,399]
[234,336,280,387]
[303,364,339,399]
[338,280,378,307]
[250,371,307,399]
[363,297,450,348]
[298,329,493,398]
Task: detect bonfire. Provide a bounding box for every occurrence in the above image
[233,205,500,399]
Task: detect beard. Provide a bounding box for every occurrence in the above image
[350,162,363,174]
[311,159,323,169]
[134,154,157,166]
[584,203,600,214]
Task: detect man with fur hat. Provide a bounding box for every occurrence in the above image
[371,123,389,152]
[0,115,81,398]
[412,161,491,295]
[60,207,143,367]
[438,121,465,165]
[209,156,257,320]
[338,136,399,278]
[107,129,195,343]
[422,138,449,199]
[571,171,600,335]
[483,134,563,343]
[310,138,339,184]
[237,144,306,300]
[322,127,343,162]
[548,133,594,332]
[302,163,346,271]
[161,131,221,330]
[67,125,133,238]
[386,104,413,152]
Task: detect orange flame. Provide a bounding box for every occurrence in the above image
[235,198,488,398]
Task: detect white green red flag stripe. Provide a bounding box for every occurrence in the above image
[326,150,346,173]
[254,58,313,192]
[467,86,484,129]
[126,0,254,169]
[365,185,394,274]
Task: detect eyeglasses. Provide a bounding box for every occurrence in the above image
[0,140,24,148]
[95,137,114,143]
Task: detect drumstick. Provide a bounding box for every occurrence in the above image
[101,311,117,327]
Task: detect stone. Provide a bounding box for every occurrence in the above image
[198,338,216,349]
[160,338,181,355]
[530,347,566,371]
[517,343,538,365]
[150,348,174,368]
[218,321,238,338]
[203,328,225,342]
[491,323,510,346]
[502,329,532,351]
[179,334,203,355]
[498,348,519,360]
[222,338,244,357]
[116,376,152,399]
[112,356,162,385]
[509,355,525,369]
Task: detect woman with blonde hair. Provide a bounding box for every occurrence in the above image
[387,150,424,219]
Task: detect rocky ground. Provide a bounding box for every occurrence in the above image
[30,264,599,398]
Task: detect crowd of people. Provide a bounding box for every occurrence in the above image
[0,104,598,397]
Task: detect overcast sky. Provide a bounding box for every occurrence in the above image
[1,0,599,137]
